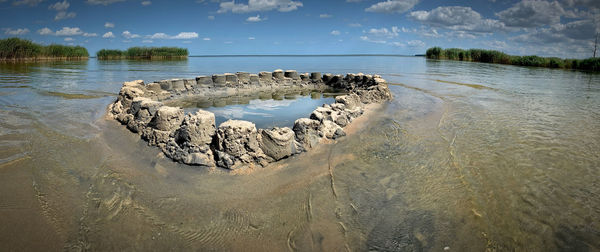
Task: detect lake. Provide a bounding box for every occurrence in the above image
[0,56,599,251]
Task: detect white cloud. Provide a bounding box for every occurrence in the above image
[102,31,115,38]
[248,37,255,40]
[55,27,82,36]
[496,0,566,28]
[64,37,73,41]
[12,0,44,6]
[203,37,211,41]
[365,0,420,14]
[409,6,508,34]
[3,28,30,35]
[171,32,198,39]
[319,14,332,18]
[141,0,151,5]
[148,32,199,39]
[407,39,425,47]
[85,0,125,5]
[360,36,387,44]
[104,22,114,28]
[218,0,303,13]
[54,11,76,20]
[48,0,69,11]
[246,14,263,22]
[37,27,53,35]
[367,26,399,37]
[83,32,97,37]
[122,30,140,39]
[331,30,341,35]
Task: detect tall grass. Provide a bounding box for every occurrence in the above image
[426,47,599,71]
[0,37,88,59]
[97,47,188,59]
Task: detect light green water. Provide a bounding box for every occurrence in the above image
[0,57,599,251]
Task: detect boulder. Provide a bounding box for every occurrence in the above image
[273,69,284,79]
[151,106,184,132]
[146,82,162,92]
[249,74,260,85]
[174,110,216,147]
[310,106,334,122]
[225,73,238,84]
[236,72,250,83]
[118,86,145,109]
[258,127,297,161]
[284,70,299,80]
[212,74,226,87]
[319,120,345,139]
[215,120,266,169]
[310,72,322,81]
[293,118,321,149]
[171,79,185,91]
[356,84,393,104]
[159,80,172,91]
[335,93,362,109]
[196,76,213,87]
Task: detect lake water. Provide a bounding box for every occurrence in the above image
[0,57,599,251]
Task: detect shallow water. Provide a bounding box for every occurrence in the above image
[0,57,599,251]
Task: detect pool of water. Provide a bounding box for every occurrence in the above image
[0,57,599,251]
[173,91,340,129]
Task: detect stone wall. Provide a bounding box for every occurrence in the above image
[107,70,392,170]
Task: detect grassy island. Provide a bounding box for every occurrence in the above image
[426,47,600,72]
[97,47,188,59]
[0,37,89,60]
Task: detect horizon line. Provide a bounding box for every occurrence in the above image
[188,54,423,57]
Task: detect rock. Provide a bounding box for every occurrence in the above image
[293,118,321,149]
[151,106,184,132]
[118,86,145,109]
[300,73,309,81]
[183,79,196,90]
[174,110,216,147]
[284,70,299,80]
[310,106,334,122]
[273,69,284,79]
[259,71,272,80]
[212,74,226,87]
[171,79,185,91]
[310,72,322,81]
[259,127,297,161]
[236,72,250,83]
[319,120,344,139]
[356,84,393,104]
[146,82,162,92]
[225,73,238,84]
[159,80,172,91]
[335,93,362,109]
[215,120,266,169]
[196,76,213,87]
[322,73,332,83]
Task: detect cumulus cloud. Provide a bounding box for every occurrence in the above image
[141,1,151,5]
[3,28,30,35]
[85,0,125,5]
[12,0,44,6]
[55,27,82,36]
[102,31,115,38]
[37,27,53,35]
[360,36,387,44]
[48,0,69,10]
[562,0,600,10]
[409,6,508,33]
[122,30,140,39]
[55,11,76,20]
[367,26,399,38]
[148,32,199,39]
[104,22,115,28]
[331,30,341,35]
[218,0,303,13]
[83,32,97,37]
[365,0,419,14]
[407,39,425,47]
[246,14,263,22]
[496,0,566,28]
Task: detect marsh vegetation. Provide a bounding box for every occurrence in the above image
[426,47,600,71]
[97,47,188,59]
[0,37,88,60]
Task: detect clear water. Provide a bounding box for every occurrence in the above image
[172,92,339,129]
[0,57,599,251]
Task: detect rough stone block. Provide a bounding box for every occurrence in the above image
[273,69,284,79]
[146,82,162,92]
[159,80,172,91]
[293,118,321,149]
[171,79,185,91]
[152,106,184,132]
[174,109,216,147]
[284,70,299,80]
[335,93,362,109]
[259,71,272,80]
[225,73,238,83]
[322,73,333,83]
[196,76,213,87]
[259,127,297,161]
[249,74,260,85]
[236,72,250,83]
[215,120,266,169]
[310,72,322,80]
[212,74,226,87]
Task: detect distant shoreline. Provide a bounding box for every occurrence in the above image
[189,54,415,57]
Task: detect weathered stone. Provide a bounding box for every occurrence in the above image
[259,71,272,80]
[293,118,321,149]
[118,86,145,109]
[171,79,185,91]
[236,72,250,83]
[174,110,215,147]
[212,74,226,87]
[319,120,344,139]
[273,69,284,79]
[310,106,334,122]
[215,120,266,169]
[310,72,322,80]
[300,73,309,81]
[249,74,259,85]
[322,73,332,83]
[356,84,393,104]
[151,106,184,132]
[259,127,297,161]
[284,70,299,80]
[159,80,172,91]
[196,76,213,86]
[335,93,362,109]
[225,73,238,84]
[146,83,162,92]
[183,79,196,90]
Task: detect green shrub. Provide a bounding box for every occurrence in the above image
[0,37,88,59]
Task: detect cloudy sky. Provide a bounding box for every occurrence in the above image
[1,0,599,58]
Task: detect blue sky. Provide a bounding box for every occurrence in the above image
[1,0,599,58]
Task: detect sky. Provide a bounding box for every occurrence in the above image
[1,0,599,58]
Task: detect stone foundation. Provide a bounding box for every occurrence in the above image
[107,69,392,170]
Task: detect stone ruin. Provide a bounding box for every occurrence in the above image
[107,69,392,170]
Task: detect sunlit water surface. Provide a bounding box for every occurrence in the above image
[0,57,599,251]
